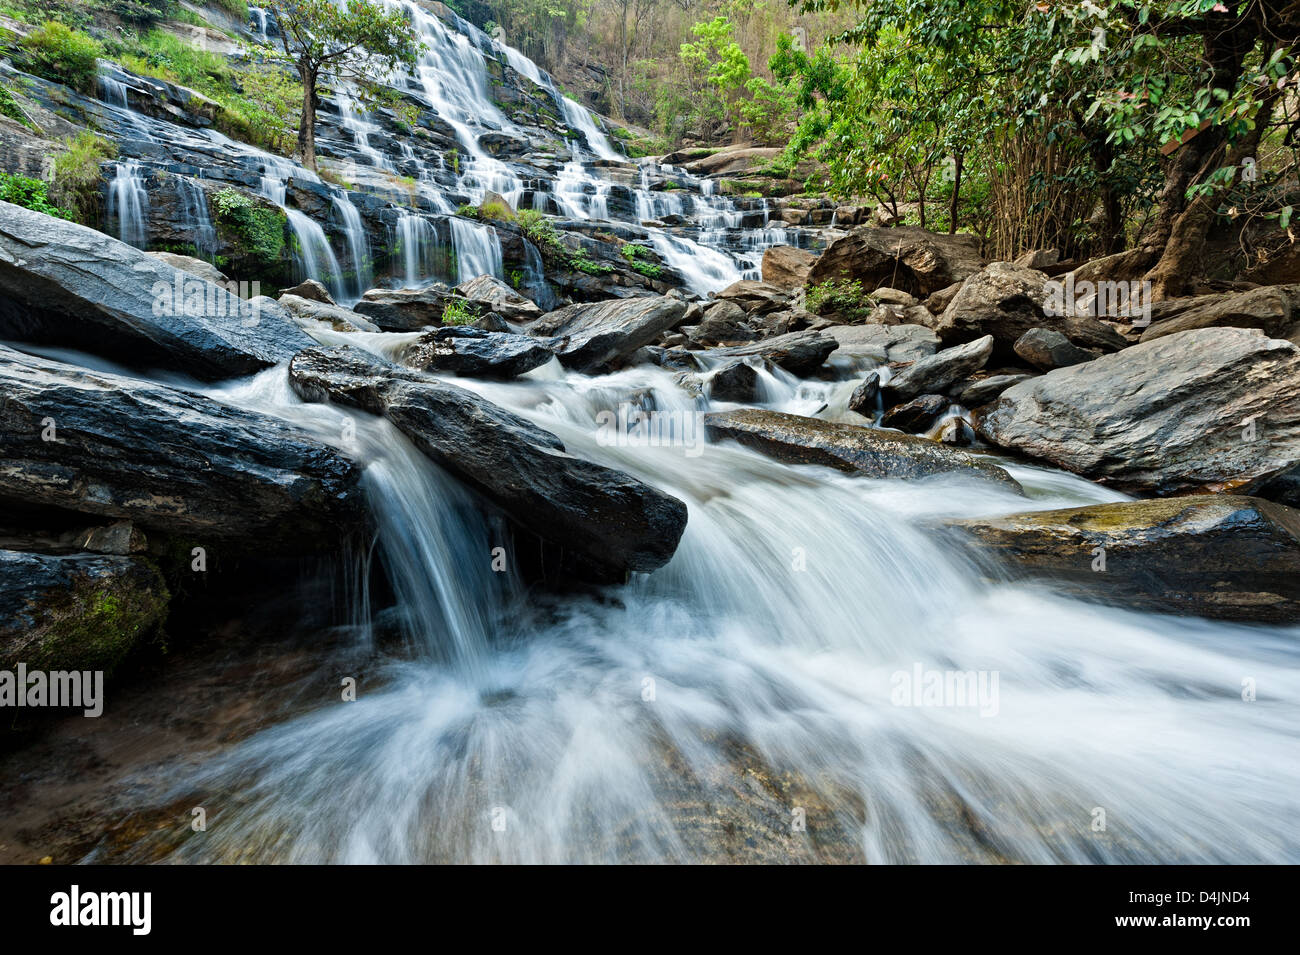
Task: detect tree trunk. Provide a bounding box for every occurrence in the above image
[1143,24,1256,298]
[296,65,319,172]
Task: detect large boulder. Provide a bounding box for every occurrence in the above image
[527,295,687,372]
[761,246,817,289]
[0,550,169,673]
[288,346,688,582]
[807,226,985,297]
[278,294,380,333]
[712,280,792,316]
[883,335,993,402]
[824,323,939,364]
[703,409,1022,491]
[976,328,1300,499]
[939,496,1300,623]
[687,300,758,346]
[1138,285,1300,343]
[399,326,554,378]
[0,346,365,553]
[0,201,313,380]
[1013,328,1096,371]
[353,285,466,331]
[145,251,227,285]
[701,329,838,377]
[455,274,543,323]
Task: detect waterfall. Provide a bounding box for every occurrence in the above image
[106,162,149,248]
[175,175,217,261]
[257,158,346,301]
[333,194,373,300]
[395,212,434,287]
[91,347,1298,865]
[448,216,502,282]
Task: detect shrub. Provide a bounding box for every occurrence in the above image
[50,131,116,225]
[0,171,72,219]
[806,279,873,321]
[17,22,102,93]
[620,243,661,278]
[440,298,475,326]
[0,81,34,128]
[212,187,286,267]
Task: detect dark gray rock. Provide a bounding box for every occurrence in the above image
[456,274,543,323]
[940,495,1300,623]
[976,327,1300,499]
[354,285,467,331]
[707,361,759,403]
[288,345,688,582]
[0,345,365,553]
[0,549,168,673]
[703,409,1021,491]
[883,335,993,402]
[881,394,949,433]
[1013,328,1096,371]
[528,295,687,372]
[0,200,313,380]
[702,329,838,377]
[400,326,554,378]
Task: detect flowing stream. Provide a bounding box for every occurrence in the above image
[68,332,1300,864]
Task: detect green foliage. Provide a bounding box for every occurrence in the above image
[50,130,117,225]
[0,171,72,218]
[805,278,872,321]
[440,298,477,326]
[212,187,286,267]
[516,208,612,274]
[620,242,661,277]
[0,80,35,127]
[16,21,102,93]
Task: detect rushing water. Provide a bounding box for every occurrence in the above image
[66,329,1300,864]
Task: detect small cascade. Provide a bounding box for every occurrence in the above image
[395,213,435,287]
[333,194,374,300]
[336,92,391,171]
[257,158,345,300]
[175,175,217,261]
[106,162,149,248]
[448,216,503,282]
[248,6,274,42]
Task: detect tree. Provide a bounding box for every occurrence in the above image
[264,0,423,171]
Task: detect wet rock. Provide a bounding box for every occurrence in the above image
[949,373,1036,407]
[702,329,838,377]
[688,300,758,345]
[939,495,1300,623]
[527,295,687,372]
[1138,285,1300,343]
[288,345,688,582]
[0,201,313,380]
[847,372,881,416]
[976,328,1300,499]
[938,417,976,446]
[712,280,791,316]
[883,335,994,402]
[0,346,365,554]
[808,226,985,297]
[1013,328,1096,371]
[354,285,468,331]
[455,274,543,323]
[0,550,169,673]
[881,395,949,433]
[761,246,817,289]
[707,361,759,403]
[400,326,554,378]
[280,279,336,304]
[703,409,1022,491]
[278,294,380,333]
[145,252,227,285]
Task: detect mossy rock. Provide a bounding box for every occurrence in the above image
[211,187,291,285]
[0,550,170,674]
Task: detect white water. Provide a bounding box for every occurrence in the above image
[92,338,1299,865]
[448,216,503,282]
[106,162,148,248]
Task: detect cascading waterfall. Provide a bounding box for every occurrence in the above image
[175,175,217,261]
[87,333,1300,865]
[448,215,503,282]
[258,158,346,301]
[395,213,435,287]
[106,162,149,248]
[333,194,374,300]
